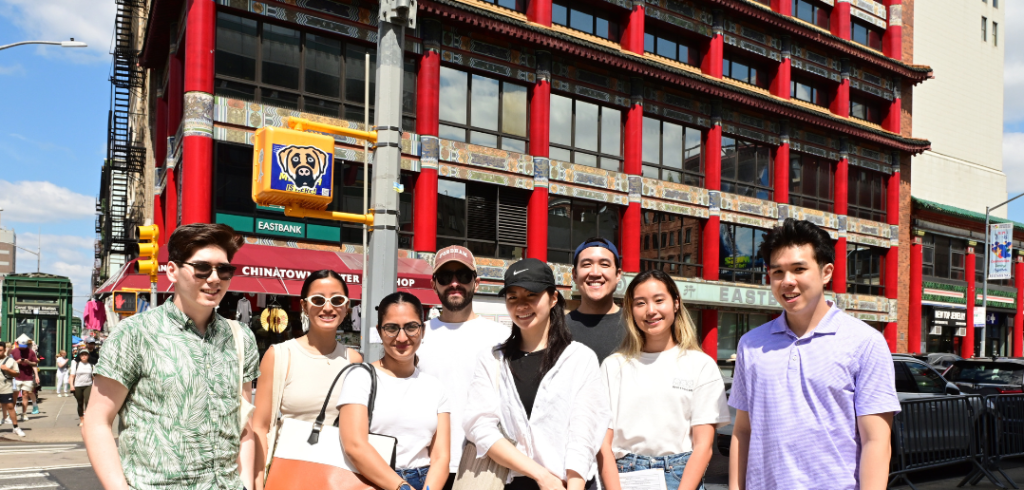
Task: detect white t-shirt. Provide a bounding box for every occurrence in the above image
[70,360,95,387]
[417,316,509,472]
[602,347,730,459]
[337,367,450,469]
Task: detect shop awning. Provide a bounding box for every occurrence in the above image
[94,243,439,304]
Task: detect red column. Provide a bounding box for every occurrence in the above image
[1015,255,1023,357]
[620,2,646,55]
[165,50,184,241]
[527,0,551,26]
[965,243,977,359]
[831,0,852,39]
[770,0,792,15]
[527,52,551,261]
[909,233,923,354]
[701,13,724,78]
[180,0,216,225]
[773,136,789,204]
[884,165,900,351]
[882,0,903,60]
[770,38,791,99]
[620,78,643,272]
[700,110,723,361]
[884,80,902,134]
[831,61,850,118]
[414,20,441,253]
[833,152,849,294]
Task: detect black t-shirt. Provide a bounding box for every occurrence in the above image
[565,309,625,363]
[507,349,547,419]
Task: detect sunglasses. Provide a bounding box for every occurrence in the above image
[305,294,350,308]
[180,261,237,280]
[434,269,475,286]
[379,322,424,338]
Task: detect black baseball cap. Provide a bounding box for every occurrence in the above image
[499,258,556,296]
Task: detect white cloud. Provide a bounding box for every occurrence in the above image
[8,133,74,156]
[1005,0,1024,123]
[1004,132,1024,193]
[0,180,95,223]
[0,64,25,76]
[0,0,115,63]
[12,232,96,315]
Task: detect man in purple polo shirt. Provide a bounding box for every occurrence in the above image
[728,219,899,490]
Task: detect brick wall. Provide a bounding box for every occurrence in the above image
[896,0,916,353]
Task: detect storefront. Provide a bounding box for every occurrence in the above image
[0,274,74,387]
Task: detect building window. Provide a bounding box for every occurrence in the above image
[847,243,885,295]
[438,67,529,153]
[789,153,834,212]
[791,78,830,107]
[214,12,416,127]
[994,22,999,46]
[550,94,623,170]
[719,223,768,284]
[644,32,699,66]
[982,16,988,41]
[640,211,703,278]
[482,0,522,12]
[548,198,620,264]
[721,136,773,200]
[850,97,882,123]
[852,19,883,50]
[719,312,769,362]
[436,179,529,260]
[552,3,619,42]
[642,117,703,186]
[723,55,768,88]
[792,0,830,29]
[924,234,967,281]
[848,166,887,222]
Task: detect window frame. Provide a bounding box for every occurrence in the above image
[847,166,887,222]
[792,0,831,30]
[644,31,700,66]
[437,66,530,153]
[435,178,529,260]
[790,77,830,107]
[552,3,620,42]
[641,116,704,186]
[788,152,834,212]
[481,0,523,12]
[719,223,769,285]
[982,16,988,42]
[547,197,621,264]
[720,135,774,200]
[850,96,882,124]
[723,53,769,88]
[548,93,624,171]
[846,242,885,296]
[851,19,883,51]
[639,210,703,278]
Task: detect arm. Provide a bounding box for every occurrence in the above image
[857,413,894,490]
[484,439,565,490]
[338,403,407,490]
[239,381,255,490]
[424,412,451,490]
[82,376,130,490]
[252,347,278,490]
[598,429,620,490]
[564,354,610,487]
[678,425,714,490]
[728,410,751,490]
[1,361,20,378]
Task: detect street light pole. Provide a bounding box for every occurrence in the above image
[980,190,1024,357]
[0,39,87,51]
[14,246,40,273]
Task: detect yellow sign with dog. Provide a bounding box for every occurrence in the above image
[251,125,336,210]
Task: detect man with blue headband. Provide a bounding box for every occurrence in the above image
[566,237,625,362]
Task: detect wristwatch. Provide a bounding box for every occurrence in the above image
[396,482,413,490]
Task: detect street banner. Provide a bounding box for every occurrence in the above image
[989,222,1014,280]
[974,306,986,328]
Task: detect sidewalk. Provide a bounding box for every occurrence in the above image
[0,389,90,443]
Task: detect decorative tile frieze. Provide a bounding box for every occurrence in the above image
[718,192,779,219]
[640,178,707,206]
[437,139,534,175]
[641,198,709,219]
[438,163,534,190]
[784,205,838,229]
[549,183,629,206]
[549,160,628,192]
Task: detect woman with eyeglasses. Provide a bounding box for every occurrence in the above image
[337,292,451,490]
[251,270,363,490]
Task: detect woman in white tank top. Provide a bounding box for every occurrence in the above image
[251,270,363,490]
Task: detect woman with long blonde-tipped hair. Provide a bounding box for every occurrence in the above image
[597,269,730,490]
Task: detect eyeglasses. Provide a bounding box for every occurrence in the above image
[380,322,424,338]
[305,294,350,308]
[180,261,237,280]
[434,269,475,286]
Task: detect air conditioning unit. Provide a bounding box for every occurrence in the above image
[928,326,943,336]
[955,327,967,337]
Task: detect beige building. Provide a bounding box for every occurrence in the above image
[911,0,1007,216]
[0,229,15,284]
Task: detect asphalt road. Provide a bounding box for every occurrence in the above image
[0,442,98,490]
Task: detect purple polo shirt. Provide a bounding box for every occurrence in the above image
[729,302,900,490]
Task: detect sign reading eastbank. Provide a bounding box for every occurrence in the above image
[256,218,305,238]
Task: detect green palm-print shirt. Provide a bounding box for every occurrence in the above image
[96,300,259,490]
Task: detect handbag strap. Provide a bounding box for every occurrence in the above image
[307,362,377,445]
[228,320,245,402]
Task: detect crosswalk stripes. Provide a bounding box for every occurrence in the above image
[0,470,64,490]
[0,446,78,456]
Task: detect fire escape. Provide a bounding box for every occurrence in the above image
[95,0,146,287]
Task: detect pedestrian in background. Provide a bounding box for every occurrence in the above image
[463,258,610,490]
[70,349,94,427]
[0,344,24,437]
[565,238,625,363]
[11,341,39,418]
[729,219,898,490]
[599,270,728,490]
[56,350,70,398]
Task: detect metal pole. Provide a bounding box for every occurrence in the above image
[982,208,990,358]
[362,51,370,352]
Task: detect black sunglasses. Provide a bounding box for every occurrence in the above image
[380,322,424,338]
[434,269,475,286]
[180,261,237,280]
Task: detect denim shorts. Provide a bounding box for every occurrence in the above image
[616,452,705,490]
[396,466,430,490]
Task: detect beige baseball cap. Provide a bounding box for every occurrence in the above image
[433,245,476,273]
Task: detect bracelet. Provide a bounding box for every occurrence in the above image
[395,481,409,490]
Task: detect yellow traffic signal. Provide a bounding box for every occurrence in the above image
[136,225,160,280]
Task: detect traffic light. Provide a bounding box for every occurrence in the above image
[136,224,160,281]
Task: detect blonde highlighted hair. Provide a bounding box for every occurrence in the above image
[619,270,701,359]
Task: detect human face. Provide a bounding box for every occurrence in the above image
[769,244,833,318]
[630,279,678,342]
[377,303,422,364]
[432,262,478,312]
[504,286,556,332]
[574,247,621,305]
[303,277,350,332]
[168,246,232,309]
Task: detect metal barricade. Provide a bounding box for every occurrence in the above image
[967,394,1024,489]
[888,395,1003,490]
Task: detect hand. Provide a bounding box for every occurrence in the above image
[70,386,75,392]
[536,472,566,490]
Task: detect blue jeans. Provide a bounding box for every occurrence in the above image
[616,452,705,490]
[395,466,430,490]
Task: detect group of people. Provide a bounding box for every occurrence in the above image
[82,220,899,490]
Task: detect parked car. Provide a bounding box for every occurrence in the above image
[715,354,960,456]
[924,352,963,370]
[943,358,1024,395]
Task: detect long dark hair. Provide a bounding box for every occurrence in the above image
[376,291,424,327]
[299,269,350,298]
[499,287,572,379]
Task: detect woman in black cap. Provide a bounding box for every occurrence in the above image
[463,258,610,490]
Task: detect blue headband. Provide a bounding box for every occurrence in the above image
[573,239,621,267]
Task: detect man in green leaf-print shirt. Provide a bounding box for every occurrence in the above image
[84,224,259,490]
